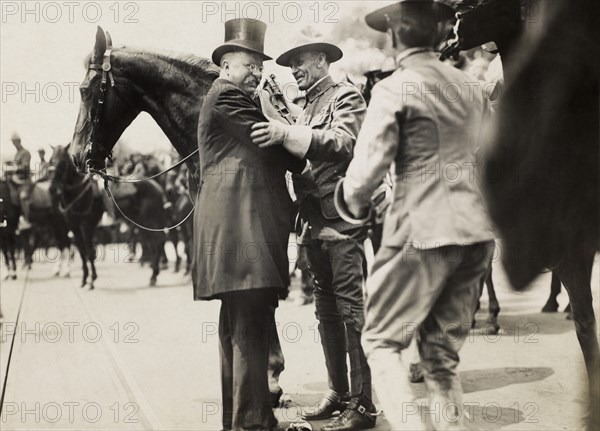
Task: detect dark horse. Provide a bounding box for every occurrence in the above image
[49,144,104,289]
[0,180,19,279]
[71,27,218,193]
[110,179,168,286]
[443,0,599,426]
[69,27,214,284]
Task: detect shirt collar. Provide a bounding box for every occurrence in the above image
[305,75,334,104]
[395,47,435,67]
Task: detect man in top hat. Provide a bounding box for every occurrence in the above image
[192,18,305,430]
[250,29,376,431]
[337,1,495,429]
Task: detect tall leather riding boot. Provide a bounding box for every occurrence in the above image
[346,327,372,401]
[319,321,349,394]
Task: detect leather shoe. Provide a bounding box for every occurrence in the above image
[271,388,284,407]
[321,398,376,431]
[301,390,350,421]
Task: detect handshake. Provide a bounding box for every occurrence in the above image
[333,177,392,226]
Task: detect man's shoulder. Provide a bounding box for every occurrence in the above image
[331,81,363,98]
[318,81,365,108]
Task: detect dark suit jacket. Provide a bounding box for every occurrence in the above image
[192,78,304,300]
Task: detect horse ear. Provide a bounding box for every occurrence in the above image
[94,26,107,61]
[105,31,113,49]
[65,142,71,151]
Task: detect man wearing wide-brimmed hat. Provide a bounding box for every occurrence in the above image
[251,29,376,431]
[192,18,305,431]
[338,1,495,429]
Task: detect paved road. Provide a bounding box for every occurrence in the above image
[1,244,598,430]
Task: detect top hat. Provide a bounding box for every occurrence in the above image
[276,27,343,67]
[365,0,456,33]
[212,18,272,65]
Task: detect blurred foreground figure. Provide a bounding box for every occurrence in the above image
[340,1,494,429]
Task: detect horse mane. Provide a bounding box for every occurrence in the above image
[83,46,220,82]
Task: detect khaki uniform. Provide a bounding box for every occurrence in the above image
[344,48,495,430]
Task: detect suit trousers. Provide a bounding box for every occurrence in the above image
[362,241,495,431]
[219,289,279,430]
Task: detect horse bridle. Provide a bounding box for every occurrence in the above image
[84,33,196,232]
[86,39,115,169]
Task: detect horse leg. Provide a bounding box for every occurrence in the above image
[484,267,501,335]
[9,233,17,278]
[72,230,88,288]
[542,271,562,312]
[471,274,485,329]
[2,242,10,280]
[160,242,169,270]
[184,235,192,275]
[82,224,97,290]
[557,250,599,429]
[149,235,160,286]
[170,230,181,272]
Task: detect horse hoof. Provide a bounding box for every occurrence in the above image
[482,323,500,335]
[149,278,157,287]
[541,302,559,313]
[88,284,95,291]
[12,275,17,280]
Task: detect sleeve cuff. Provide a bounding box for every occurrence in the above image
[283,126,312,159]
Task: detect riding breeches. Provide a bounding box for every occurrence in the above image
[299,238,372,401]
[362,241,495,431]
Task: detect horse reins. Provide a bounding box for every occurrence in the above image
[57,176,95,217]
[85,33,196,233]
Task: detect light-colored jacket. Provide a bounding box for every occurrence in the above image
[344,49,494,249]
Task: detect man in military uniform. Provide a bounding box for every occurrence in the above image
[192,18,304,430]
[37,147,50,182]
[338,1,495,430]
[251,32,376,431]
[9,132,32,220]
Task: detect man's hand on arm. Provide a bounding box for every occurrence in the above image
[251,122,313,159]
[250,121,289,148]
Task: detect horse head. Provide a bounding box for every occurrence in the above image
[71,26,141,173]
[439,0,521,60]
[49,143,79,188]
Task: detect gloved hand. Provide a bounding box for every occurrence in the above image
[250,121,290,148]
[370,179,392,222]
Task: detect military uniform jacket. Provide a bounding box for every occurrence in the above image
[287,76,366,235]
[344,49,494,249]
[192,78,304,300]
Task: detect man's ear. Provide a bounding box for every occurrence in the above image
[317,52,327,68]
